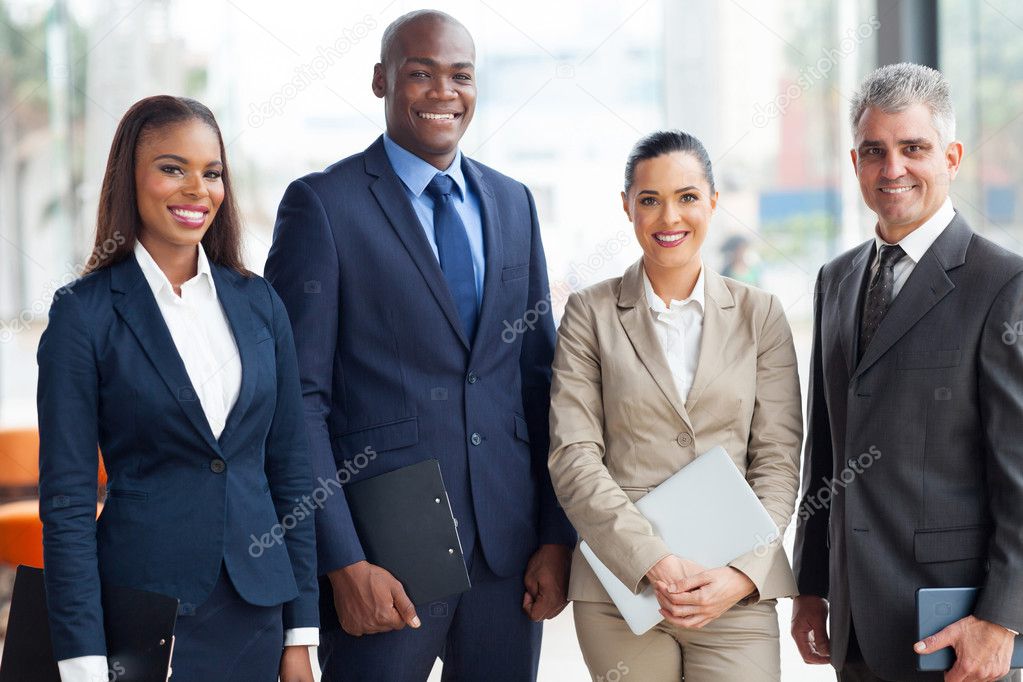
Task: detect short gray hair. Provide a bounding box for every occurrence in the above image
[849,62,956,146]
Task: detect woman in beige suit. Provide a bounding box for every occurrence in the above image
[549,130,803,681]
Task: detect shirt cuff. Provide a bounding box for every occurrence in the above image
[284,627,319,647]
[57,656,110,682]
[1006,626,1020,636]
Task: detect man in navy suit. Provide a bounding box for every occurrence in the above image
[265,10,575,681]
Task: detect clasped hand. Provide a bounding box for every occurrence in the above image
[646,554,756,629]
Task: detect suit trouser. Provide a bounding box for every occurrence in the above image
[169,562,284,682]
[319,544,542,682]
[573,598,780,682]
[838,621,1020,682]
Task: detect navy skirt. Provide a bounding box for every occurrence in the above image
[169,563,284,682]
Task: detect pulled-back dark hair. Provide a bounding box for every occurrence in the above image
[623,130,715,195]
[83,95,248,276]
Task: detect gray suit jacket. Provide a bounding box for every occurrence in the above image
[793,213,1023,680]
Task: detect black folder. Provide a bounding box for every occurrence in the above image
[0,565,178,682]
[346,459,471,606]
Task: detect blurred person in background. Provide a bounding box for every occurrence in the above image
[36,95,318,682]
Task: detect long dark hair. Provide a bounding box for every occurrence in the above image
[83,95,248,276]
[623,129,716,195]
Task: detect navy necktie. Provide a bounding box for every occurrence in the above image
[859,243,906,358]
[425,173,478,343]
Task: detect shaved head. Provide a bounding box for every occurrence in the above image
[379,10,474,68]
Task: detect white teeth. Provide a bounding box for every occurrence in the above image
[880,186,913,194]
[654,233,686,243]
[171,208,205,220]
[418,112,455,120]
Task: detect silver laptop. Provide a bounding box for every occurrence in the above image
[579,446,779,635]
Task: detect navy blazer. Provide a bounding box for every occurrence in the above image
[36,255,318,660]
[265,136,575,584]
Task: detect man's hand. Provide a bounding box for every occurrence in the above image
[914,615,1014,682]
[522,544,571,622]
[328,561,420,636]
[791,595,831,664]
[654,566,755,629]
[279,645,315,682]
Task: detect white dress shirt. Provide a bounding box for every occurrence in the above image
[642,265,706,402]
[870,197,955,300]
[57,242,315,682]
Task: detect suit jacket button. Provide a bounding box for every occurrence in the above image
[676,432,693,447]
[470,433,482,446]
[467,371,479,384]
[210,458,226,474]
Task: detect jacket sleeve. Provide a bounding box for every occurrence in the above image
[37,287,107,660]
[520,186,576,547]
[792,267,834,599]
[548,292,671,593]
[726,293,803,601]
[263,280,319,630]
[265,178,365,575]
[974,271,1023,632]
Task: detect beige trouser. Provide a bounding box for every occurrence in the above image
[573,599,781,682]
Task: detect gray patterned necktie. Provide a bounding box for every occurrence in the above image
[859,244,906,359]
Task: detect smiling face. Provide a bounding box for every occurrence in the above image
[622,151,717,280]
[134,118,224,253]
[373,16,476,170]
[852,103,963,242]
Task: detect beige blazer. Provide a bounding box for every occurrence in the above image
[549,259,803,604]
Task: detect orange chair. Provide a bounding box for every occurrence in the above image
[0,428,107,568]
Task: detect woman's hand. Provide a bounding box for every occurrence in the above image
[654,566,756,629]
[645,555,706,591]
[279,645,315,682]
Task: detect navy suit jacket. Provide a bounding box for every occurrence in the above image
[36,255,318,660]
[265,136,575,587]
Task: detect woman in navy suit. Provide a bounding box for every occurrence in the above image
[37,96,318,682]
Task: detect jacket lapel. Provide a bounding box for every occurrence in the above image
[463,157,503,361]
[617,260,693,431]
[364,137,470,350]
[853,214,971,379]
[211,264,259,446]
[837,242,874,376]
[685,269,735,413]
[111,257,222,455]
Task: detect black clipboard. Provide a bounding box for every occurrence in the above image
[345,459,470,605]
[0,565,178,682]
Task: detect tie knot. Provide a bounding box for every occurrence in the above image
[426,173,456,200]
[878,244,906,268]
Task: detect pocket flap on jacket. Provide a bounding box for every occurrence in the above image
[914,525,990,563]
[336,417,418,455]
[502,264,529,281]
[897,349,961,370]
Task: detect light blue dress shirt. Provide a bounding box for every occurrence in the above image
[382,133,486,305]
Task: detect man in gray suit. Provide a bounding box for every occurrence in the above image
[791,62,1023,682]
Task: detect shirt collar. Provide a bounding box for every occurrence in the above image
[133,240,216,298]
[382,132,467,200]
[873,197,955,264]
[642,265,706,315]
